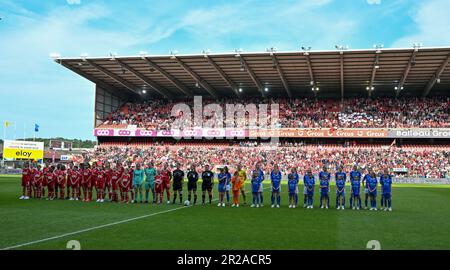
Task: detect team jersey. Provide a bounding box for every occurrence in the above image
[304,174,315,192]
[33,171,43,185]
[201,171,214,184]
[160,170,171,184]
[121,173,131,189]
[350,170,362,193]
[111,171,121,186]
[238,170,247,184]
[22,168,32,183]
[287,177,299,193]
[225,172,231,186]
[380,174,392,194]
[319,171,330,192]
[133,169,144,185]
[96,170,105,183]
[82,169,91,185]
[56,170,66,185]
[154,175,163,187]
[69,170,81,186]
[231,176,242,191]
[251,178,260,193]
[335,171,346,192]
[45,172,56,186]
[218,172,227,186]
[172,169,184,185]
[104,169,112,185]
[144,168,157,185]
[271,170,282,191]
[367,175,378,192]
[187,170,199,183]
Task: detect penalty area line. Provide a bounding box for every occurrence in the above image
[1,204,191,250]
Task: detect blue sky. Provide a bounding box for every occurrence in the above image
[1,0,449,140]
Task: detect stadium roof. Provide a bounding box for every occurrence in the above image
[55,46,450,99]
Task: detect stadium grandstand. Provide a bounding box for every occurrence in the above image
[54,46,450,179]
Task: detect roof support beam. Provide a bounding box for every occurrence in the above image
[422,52,450,97]
[396,49,419,97]
[367,53,380,98]
[340,54,344,100]
[115,59,172,99]
[239,56,267,98]
[205,56,241,97]
[304,53,315,87]
[58,60,129,99]
[84,59,141,97]
[271,54,292,98]
[143,58,193,97]
[173,57,219,99]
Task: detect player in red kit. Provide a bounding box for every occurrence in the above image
[55,164,67,199]
[104,164,113,201]
[45,166,57,200]
[160,163,172,204]
[127,163,135,203]
[120,168,131,203]
[69,166,81,200]
[90,163,98,201]
[110,166,121,202]
[33,165,44,199]
[96,167,106,202]
[20,163,32,200]
[66,163,74,199]
[154,173,164,204]
[81,164,92,202]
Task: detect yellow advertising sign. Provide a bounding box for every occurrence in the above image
[3,140,44,160]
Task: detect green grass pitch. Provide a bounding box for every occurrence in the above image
[1,175,450,250]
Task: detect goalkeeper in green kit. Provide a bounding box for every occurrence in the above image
[132,163,145,203]
[144,162,157,204]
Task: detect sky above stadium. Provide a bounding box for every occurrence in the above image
[1,0,449,140]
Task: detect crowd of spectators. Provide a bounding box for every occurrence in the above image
[85,144,450,179]
[99,97,450,130]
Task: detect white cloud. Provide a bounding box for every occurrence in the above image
[367,0,381,5]
[392,0,450,47]
[67,0,81,5]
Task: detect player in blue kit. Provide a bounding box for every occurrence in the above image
[224,166,232,205]
[270,164,282,208]
[319,166,331,209]
[217,168,227,207]
[367,171,378,211]
[335,166,346,210]
[304,169,315,209]
[380,168,393,211]
[251,163,265,207]
[287,168,300,208]
[349,165,362,210]
[250,171,261,208]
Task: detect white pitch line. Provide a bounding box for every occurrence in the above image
[2,204,191,250]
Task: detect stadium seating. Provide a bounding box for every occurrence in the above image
[97,97,450,129]
[90,144,449,179]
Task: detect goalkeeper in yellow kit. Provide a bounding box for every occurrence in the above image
[237,164,247,205]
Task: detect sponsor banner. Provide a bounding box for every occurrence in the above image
[93,127,450,139]
[248,129,388,138]
[60,155,70,161]
[3,140,44,160]
[388,129,450,138]
[93,129,114,136]
[394,178,450,184]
